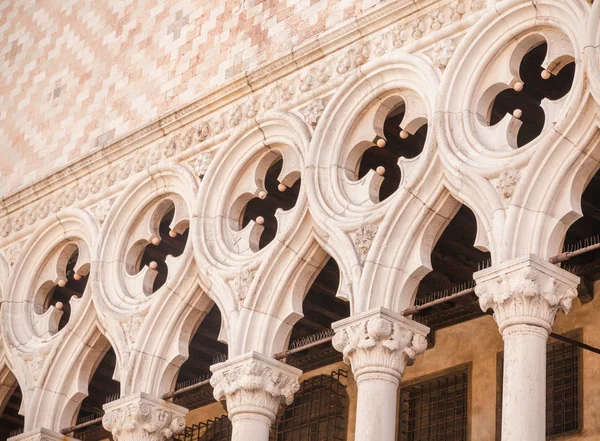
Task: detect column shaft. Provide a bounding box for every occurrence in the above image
[501,324,549,441]
[354,373,400,441]
[231,414,272,441]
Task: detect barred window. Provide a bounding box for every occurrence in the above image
[174,415,232,441]
[399,367,469,441]
[496,337,581,439]
[274,369,348,441]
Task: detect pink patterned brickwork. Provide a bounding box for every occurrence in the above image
[0,0,381,196]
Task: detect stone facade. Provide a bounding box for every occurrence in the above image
[1,0,600,440]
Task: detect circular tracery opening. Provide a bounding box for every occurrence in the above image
[485,41,575,148]
[351,102,427,202]
[35,245,90,333]
[235,155,301,251]
[126,202,189,294]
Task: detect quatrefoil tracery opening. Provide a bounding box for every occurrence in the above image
[233,154,301,252]
[482,39,575,148]
[349,100,427,202]
[35,244,90,333]
[126,201,189,294]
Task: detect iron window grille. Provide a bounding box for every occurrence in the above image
[273,369,349,441]
[174,415,232,441]
[399,367,469,441]
[496,336,581,439]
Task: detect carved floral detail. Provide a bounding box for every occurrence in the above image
[102,394,186,441]
[303,99,325,127]
[196,122,210,142]
[392,24,409,48]
[121,310,148,345]
[412,18,426,39]
[181,127,196,150]
[211,354,301,422]
[192,152,213,178]
[244,98,260,119]
[231,268,256,305]
[431,38,455,69]
[430,9,445,31]
[163,136,179,158]
[299,71,315,92]
[496,169,521,200]
[93,199,112,224]
[4,241,23,266]
[474,257,579,331]
[280,83,295,102]
[450,0,467,21]
[332,313,428,380]
[229,105,243,128]
[353,223,378,262]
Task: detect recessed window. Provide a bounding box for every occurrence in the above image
[399,367,469,441]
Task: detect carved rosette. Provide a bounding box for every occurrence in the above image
[210,352,301,423]
[474,255,579,333]
[102,392,187,441]
[332,308,429,382]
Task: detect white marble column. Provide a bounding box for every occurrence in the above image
[332,307,429,441]
[210,352,301,441]
[102,392,187,441]
[475,255,579,441]
[8,428,78,441]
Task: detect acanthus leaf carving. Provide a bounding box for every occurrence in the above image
[102,393,187,441]
[332,308,429,381]
[353,223,379,263]
[474,256,579,332]
[121,309,149,345]
[192,152,213,178]
[92,198,113,224]
[495,169,521,201]
[231,268,256,307]
[302,98,325,127]
[430,38,455,69]
[210,352,301,423]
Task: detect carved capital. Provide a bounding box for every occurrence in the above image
[102,393,187,441]
[210,352,301,423]
[8,428,78,441]
[474,255,579,333]
[332,308,429,382]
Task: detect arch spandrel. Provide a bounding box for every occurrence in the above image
[92,162,217,395]
[436,0,598,262]
[192,112,323,357]
[306,53,454,314]
[0,208,112,431]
